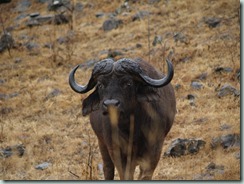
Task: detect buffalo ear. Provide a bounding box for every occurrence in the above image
[137,85,159,102]
[82,89,100,116]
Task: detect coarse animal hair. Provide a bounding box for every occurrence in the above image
[69,58,176,180]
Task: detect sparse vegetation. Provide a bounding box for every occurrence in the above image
[0,0,240,180]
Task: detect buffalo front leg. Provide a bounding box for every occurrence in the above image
[138,165,154,180]
[98,141,115,180]
[137,146,163,180]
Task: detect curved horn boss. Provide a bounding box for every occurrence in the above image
[115,58,174,87]
[69,58,114,93]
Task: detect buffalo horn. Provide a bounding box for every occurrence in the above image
[139,59,174,87]
[69,65,96,93]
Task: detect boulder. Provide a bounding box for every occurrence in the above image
[204,17,221,28]
[191,81,203,90]
[217,84,239,97]
[0,144,25,158]
[164,138,206,157]
[102,18,123,31]
[211,134,240,149]
[35,162,51,170]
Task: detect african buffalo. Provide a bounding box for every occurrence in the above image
[69,58,176,180]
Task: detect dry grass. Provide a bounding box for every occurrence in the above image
[0,0,240,180]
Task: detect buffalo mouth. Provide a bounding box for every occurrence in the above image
[102,106,120,116]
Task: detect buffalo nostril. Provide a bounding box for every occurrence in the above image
[103,99,120,108]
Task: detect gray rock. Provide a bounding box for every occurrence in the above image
[15,14,28,21]
[204,17,221,28]
[48,0,71,11]
[57,36,68,44]
[152,35,162,46]
[217,84,239,97]
[215,67,233,73]
[235,152,240,159]
[35,162,51,170]
[206,162,224,174]
[0,148,12,158]
[102,18,123,31]
[196,72,208,80]
[14,58,22,63]
[136,43,142,48]
[29,12,40,18]
[0,92,19,100]
[0,93,8,100]
[56,31,75,44]
[95,12,105,18]
[187,94,195,100]
[26,19,40,27]
[26,14,69,27]
[8,92,19,98]
[219,124,231,131]
[36,0,48,3]
[43,42,53,49]
[132,10,150,21]
[25,42,39,51]
[0,144,25,158]
[211,134,240,149]
[164,138,206,157]
[0,33,14,53]
[175,84,181,90]
[54,14,70,25]
[97,163,103,173]
[174,32,188,44]
[15,0,31,13]
[75,2,83,12]
[191,81,203,90]
[0,79,5,84]
[187,94,196,106]
[115,2,130,15]
[18,34,30,40]
[148,0,161,4]
[35,15,53,24]
[44,89,61,101]
[48,0,63,11]
[193,173,214,180]
[194,162,225,180]
[193,117,208,124]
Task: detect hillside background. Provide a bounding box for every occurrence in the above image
[0,0,240,180]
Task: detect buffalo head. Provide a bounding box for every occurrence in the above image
[69,58,173,116]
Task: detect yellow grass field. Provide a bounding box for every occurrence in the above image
[0,0,240,180]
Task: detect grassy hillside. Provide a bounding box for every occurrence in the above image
[0,0,240,180]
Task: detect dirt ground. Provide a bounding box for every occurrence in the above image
[0,0,240,180]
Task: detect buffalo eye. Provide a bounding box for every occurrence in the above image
[121,79,133,89]
[97,82,104,90]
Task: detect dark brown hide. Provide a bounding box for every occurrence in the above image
[69,58,176,180]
